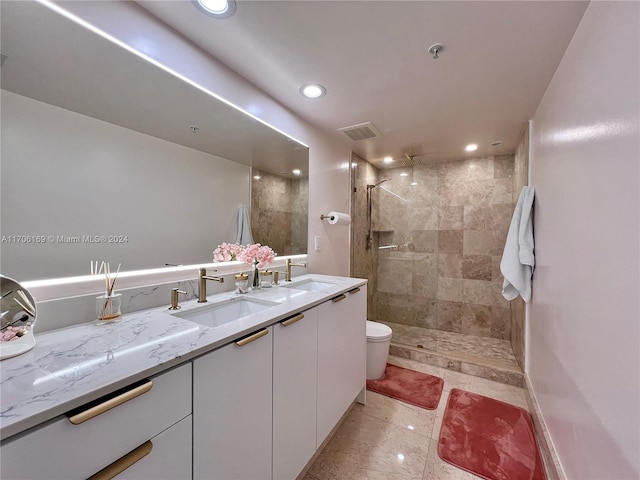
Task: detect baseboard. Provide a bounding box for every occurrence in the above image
[524,373,566,480]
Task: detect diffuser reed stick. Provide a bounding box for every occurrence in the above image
[98,262,122,321]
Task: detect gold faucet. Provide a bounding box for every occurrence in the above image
[198,268,224,302]
[169,288,188,310]
[285,258,307,282]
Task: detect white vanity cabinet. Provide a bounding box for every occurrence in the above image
[0,363,192,480]
[192,284,366,480]
[0,276,368,480]
[273,307,318,480]
[193,326,273,480]
[317,285,367,446]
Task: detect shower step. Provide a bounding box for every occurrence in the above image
[389,342,524,387]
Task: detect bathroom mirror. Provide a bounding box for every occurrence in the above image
[0,1,309,282]
[0,275,37,359]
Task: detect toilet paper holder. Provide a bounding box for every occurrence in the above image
[320,211,351,225]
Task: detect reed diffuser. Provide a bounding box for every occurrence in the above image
[95,261,122,323]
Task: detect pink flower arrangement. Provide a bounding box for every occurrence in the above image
[213,242,276,269]
[237,243,276,269]
[213,242,244,262]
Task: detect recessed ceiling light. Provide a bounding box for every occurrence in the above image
[253,175,261,180]
[193,0,236,18]
[400,172,409,177]
[383,156,393,163]
[292,169,302,175]
[410,181,418,186]
[299,84,326,99]
[465,144,478,152]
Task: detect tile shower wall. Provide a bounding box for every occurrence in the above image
[291,177,309,255]
[251,172,308,255]
[373,155,514,340]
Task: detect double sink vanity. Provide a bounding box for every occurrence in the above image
[0,274,367,480]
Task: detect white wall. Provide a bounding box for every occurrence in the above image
[1,90,249,280]
[529,2,639,478]
[54,0,352,278]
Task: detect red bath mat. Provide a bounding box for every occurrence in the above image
[365,363,444,410]
[438,389,546,480]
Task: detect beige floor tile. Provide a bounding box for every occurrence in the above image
[387,355,447,379]
[355,415,429,478]
[433,390,451,418]
[382,321,517,367]
[316,403,430,479]
[441,369,471,392]
[431,415,444,441]
[357,467,422,480]
[463,376,528,409]
[308,358,530,480]
[306,450,360,479]
[361,391,437,439]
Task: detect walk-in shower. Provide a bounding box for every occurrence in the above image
[350,151,522,381]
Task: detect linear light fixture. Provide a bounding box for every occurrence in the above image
[36,0,308,149]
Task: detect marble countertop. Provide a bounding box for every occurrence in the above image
[0,274,366,440]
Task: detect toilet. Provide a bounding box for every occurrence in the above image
[366,320,393,380]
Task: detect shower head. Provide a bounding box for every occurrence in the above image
[367,178,390,189]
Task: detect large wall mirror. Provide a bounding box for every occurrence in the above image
[0,1,309,282]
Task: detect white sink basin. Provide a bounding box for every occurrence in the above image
[172,298,278,328]
[281,279,335,292]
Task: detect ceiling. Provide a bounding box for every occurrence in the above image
[137,0,589,168]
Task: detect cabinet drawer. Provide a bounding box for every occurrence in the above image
[1,363,192,480]
[107,415,192,480]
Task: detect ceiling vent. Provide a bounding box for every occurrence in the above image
[337,122,382,141]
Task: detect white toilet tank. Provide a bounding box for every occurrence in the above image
[366,321,392,380]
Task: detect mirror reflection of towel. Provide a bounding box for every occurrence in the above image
[501,186,535,303]
[235,204,254,245]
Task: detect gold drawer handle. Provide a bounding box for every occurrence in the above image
[68,381,153,425]
[235,328,269,346]
[348,287,361,294]
[87,440,153,480]
[281,313,305,327]
[332,294,347,302]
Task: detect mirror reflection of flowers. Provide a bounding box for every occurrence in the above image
[213,242,276,268]
[237,243,276,268]
[213,242,244,262]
